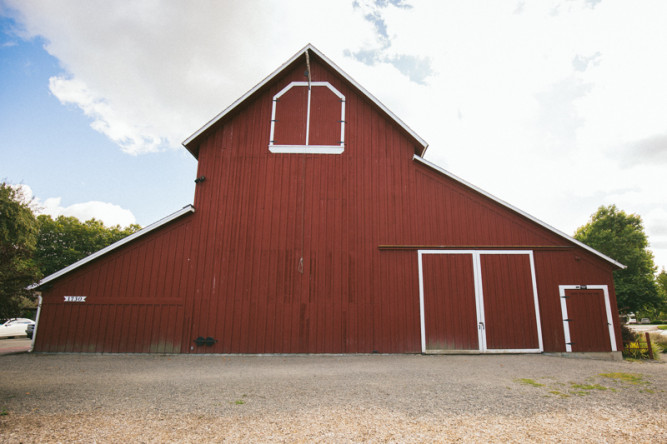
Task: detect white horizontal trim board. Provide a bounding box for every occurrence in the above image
[559,285,617,353]
[269,146,344,154]
[30,205,196,289]
[418,250,544,354]
[413,155,625,270]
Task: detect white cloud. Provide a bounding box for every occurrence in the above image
[645,208,667,271]
[12,184,136,228]
[5,0,373,154]
[48,76,164,154]
[40,197,136,227]
[4,0,667,268]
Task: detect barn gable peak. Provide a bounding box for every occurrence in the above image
[182,43,428,158]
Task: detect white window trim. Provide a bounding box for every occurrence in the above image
[558,285,617,352]
[269,81,345,154]
[417,250,544,354]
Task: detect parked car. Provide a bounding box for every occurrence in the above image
[26,323,35,339]
[640,318,651,324]
[0,318,35,338]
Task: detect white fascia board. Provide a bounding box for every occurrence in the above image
[182,44,428,153]
[29,205,196,289]
[305,45,428,151]
[413,155,626,269]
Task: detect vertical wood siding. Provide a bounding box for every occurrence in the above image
[273,86,307,145]
[532,251,620,352]
[37,52,621,354]
[564,289,613,352]
[309,86,342,145]
[34,217,193,353]
[422,254,478,351]
[480,254,539,350]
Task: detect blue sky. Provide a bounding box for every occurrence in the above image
[1,13,197,225]
[1,0,666,270]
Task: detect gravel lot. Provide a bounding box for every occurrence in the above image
[1,353,665,442]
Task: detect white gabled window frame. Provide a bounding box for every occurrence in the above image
[269,81,345,154]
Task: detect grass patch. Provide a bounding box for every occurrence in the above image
[514,374,651,397]
[570,383,608,391]
[570,390,589,396]
[657,325,667,330]
[515,378,544,387]
[599,372,648,385]
[234,400,245,405]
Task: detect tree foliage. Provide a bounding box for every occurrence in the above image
[574,205,660,314]
[0,183,40,319]
[35,215,141,277]
[1,181,141,318]
[650,269,667,320]
[658,269,667,298]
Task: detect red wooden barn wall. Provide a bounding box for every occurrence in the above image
[35,216,193,353]
[34,51,621,354]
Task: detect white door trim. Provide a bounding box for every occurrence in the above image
[558,285,617,352]
[418,250,543,354]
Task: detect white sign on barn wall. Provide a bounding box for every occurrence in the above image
[64,296,86,302]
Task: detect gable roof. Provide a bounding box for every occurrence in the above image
[413,155,626,270]
[29,205,195,290]
[183,43,429,158]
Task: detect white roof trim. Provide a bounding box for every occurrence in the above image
[183,43,428,152]
[29,205,196,289]
[413,155,626,269]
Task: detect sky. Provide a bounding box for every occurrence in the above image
[1,0,666,270]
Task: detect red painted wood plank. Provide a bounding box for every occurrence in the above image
[481,254,539,349]
[566,289,612,352]
[422,254,478,350]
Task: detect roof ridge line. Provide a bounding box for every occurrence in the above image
[182,43,428,155]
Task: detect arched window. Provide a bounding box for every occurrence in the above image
[269,81,345,154]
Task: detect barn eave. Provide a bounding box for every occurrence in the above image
[413,155,626,270]
[182,43,429,159]
[28,205,196,290]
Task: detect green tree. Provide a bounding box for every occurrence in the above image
[652,269,667,320]
[35,215,141,277]
[658,269,667,298]
[574,205,660,314]
[0,182,39,319]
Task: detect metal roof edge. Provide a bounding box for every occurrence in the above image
[182,43,428,154]
[29,205,196,290]
[182,44,312,149]
[305,45,428,152]
[412,155,626,270]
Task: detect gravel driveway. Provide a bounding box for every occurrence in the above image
[1,353,665,442]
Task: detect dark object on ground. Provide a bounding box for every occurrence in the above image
[26,323,35,339]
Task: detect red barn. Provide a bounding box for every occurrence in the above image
[32,45,624,357]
